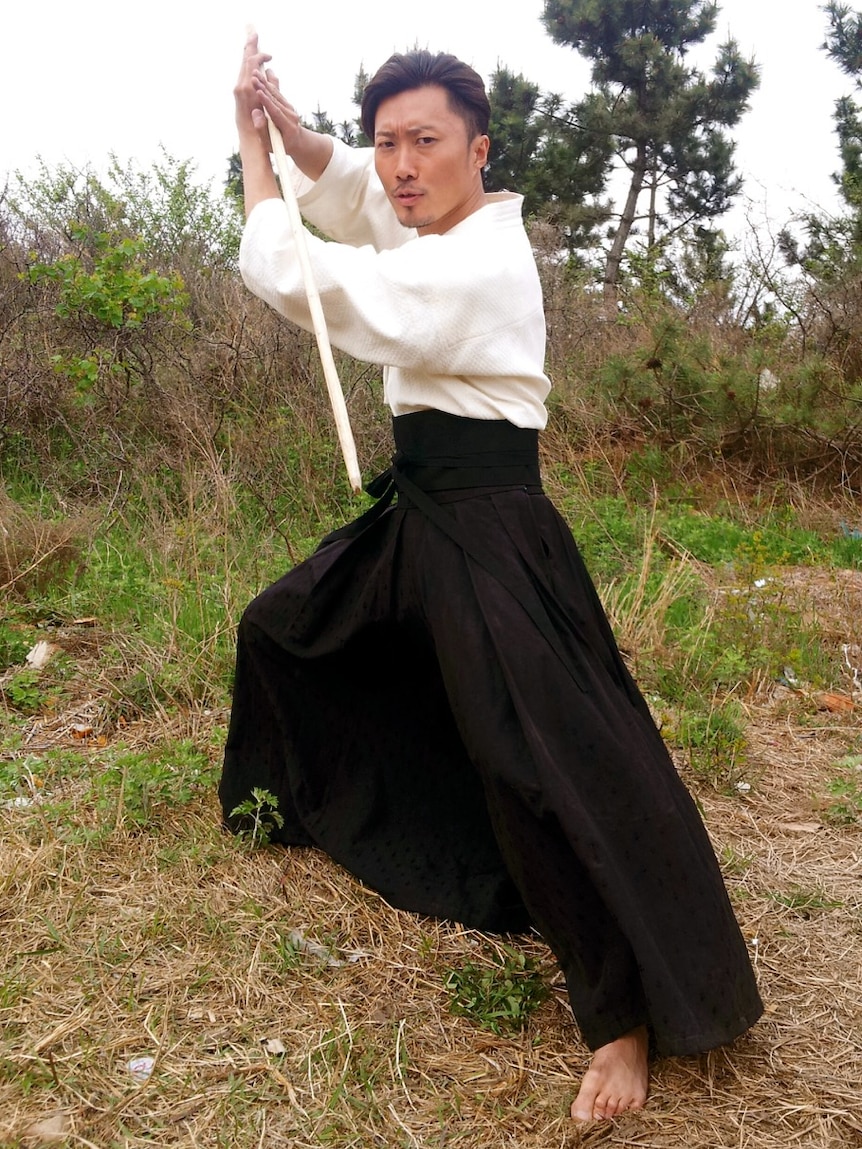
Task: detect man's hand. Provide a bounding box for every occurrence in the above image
[233,31,280,214]
[251,68,305,155]
[234,31,273,145]
[236,31,333,180]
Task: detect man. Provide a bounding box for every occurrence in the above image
[221,33,763,1122]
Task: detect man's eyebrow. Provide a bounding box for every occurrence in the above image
[374,125,439,139]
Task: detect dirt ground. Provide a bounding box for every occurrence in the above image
[1,570,861,1148]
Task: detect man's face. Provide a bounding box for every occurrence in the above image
[373,84,490,236]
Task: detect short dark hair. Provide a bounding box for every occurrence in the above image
[360,50,490,142]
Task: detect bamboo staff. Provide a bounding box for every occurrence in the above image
[251,30,362,493]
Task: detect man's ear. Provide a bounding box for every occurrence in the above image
[473,134,490,170]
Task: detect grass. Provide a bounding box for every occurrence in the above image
[768,886,844,914]
[0,776,569,1147]
[3,697,862,1147]
[2,452,862,1145]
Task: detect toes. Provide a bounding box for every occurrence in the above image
[573,1091,644,1121]
[570,1101,592,1121]
[593,1093,615,1119]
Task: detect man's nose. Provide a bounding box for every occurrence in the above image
[393,147,418,180]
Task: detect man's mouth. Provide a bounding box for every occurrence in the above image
[394,189,423,206]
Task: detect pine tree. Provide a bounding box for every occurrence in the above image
[541,0,758,296]
[824,2,862,222]
[785,3,862,281]
[484,67,612,252]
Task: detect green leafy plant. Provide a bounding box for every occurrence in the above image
[96,741,215,829]
[1,668,46,714]
[0,623,32,671]
[665,698,749,792]
[444,946,549,1034]
[823,754,862,825]
[229,787,285,849]
[0,747,89,805]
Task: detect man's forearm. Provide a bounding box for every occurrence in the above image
[287,127,334,183]
[238,132,280,216]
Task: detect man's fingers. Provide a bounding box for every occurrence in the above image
[243,30,272,69]
[261,68,282,94]
[254,73,292,120]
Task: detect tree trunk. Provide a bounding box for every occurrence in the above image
[647,160,658,252]
[603,141,647,301]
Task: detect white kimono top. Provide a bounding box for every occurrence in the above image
[239,139,551,430]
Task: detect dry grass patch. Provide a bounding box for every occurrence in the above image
[0,490,93,599]
[2,570,862,1147]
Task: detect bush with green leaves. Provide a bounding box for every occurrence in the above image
[27,225,189,408]
[7,151,242,272]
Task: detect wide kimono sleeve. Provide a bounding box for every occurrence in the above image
[239,196,546,391]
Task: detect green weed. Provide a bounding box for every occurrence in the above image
[91,740,215,830]
[663,513,824,567]
[0,622,33,670]
[720,845,754,876]
[659,537,830,702]
[570,495,642,584]
[831,530,862,569]
[670,699,749,791]
[269,929,305,971]
[769,886,843,914]
[1,669,46,714]
[229,787,285,849]
[823,754,862,825]
[444,945,549,1035]
[0,748,89,807]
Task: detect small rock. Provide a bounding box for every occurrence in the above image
[23,1111,70,1143]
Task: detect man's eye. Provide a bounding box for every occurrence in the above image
[417,137,436,145]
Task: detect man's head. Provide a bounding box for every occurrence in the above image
[360,50,490,143]
[362,51,491,236]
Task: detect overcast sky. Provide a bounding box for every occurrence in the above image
[2,0,853,241]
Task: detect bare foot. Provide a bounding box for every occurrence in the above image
[570,1025,649,1121]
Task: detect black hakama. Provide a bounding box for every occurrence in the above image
[219,410,763,1055]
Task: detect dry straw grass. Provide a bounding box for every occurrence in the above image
[0,490,94,600]
[2,576,862,1149]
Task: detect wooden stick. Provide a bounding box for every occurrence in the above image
[252,34,362,493]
